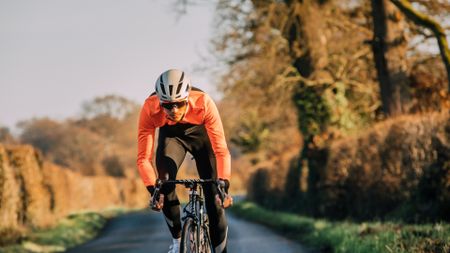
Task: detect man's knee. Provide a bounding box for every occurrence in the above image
[161,183,176,195]
[161,186,180,207]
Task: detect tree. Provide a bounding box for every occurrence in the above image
[19,118,106,175]
[371,0,411,116]
[78,95,140,173]
[390,0,450,91]
[18,118,64,155]
[81,94,139,121]
[0,127,17,145]
[212,0,302,155]
[210,1,382,211]
[16,94,142,177]
[102,155,125,177]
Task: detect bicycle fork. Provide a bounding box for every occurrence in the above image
[184,184,202,252]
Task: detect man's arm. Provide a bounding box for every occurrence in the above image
[203,94,231,180]
[137,104,157,187]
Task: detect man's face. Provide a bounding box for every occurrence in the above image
[161,100,188,122]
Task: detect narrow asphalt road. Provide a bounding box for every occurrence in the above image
[65,210,311,253]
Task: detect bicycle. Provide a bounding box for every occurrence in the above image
[151,178,228,253]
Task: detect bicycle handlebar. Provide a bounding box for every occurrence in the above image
[157,178,217,186]
[151,179,227,210]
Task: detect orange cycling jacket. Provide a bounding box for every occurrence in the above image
[137,89,231,187]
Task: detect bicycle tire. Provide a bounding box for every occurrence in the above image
[199,224,214,253]
[180,218,198,253]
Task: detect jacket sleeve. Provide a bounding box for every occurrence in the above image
[136,104,157,186]
[203,94,231,180]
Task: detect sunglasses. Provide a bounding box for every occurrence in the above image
[161,100,188,110]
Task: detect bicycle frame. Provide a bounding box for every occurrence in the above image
[183,182,209,252]
[152,179,223,253]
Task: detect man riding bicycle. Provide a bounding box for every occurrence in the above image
[137,69,232,253]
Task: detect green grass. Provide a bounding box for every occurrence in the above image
[0,208,129,253]
[230,201,450,253]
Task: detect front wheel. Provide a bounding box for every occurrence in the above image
[180,218,198,253]
[199,224,213,253]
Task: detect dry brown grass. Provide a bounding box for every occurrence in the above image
[0,143,147,245]
[7,145,53,227]
[0,145,23,231]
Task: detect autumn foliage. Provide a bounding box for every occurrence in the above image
[0,144,147,245]
[248,111,449,222]
[210,0,449,223]
[17,95,140,178]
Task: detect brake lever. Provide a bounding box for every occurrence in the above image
[150,179,163,211]
[216,180,227,207]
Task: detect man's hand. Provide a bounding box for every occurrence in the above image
[216,179,233,209]
[147,185,164,212]
[151,194,164,211]
[216,193,233,209]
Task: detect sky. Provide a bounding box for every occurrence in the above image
[0,0,218,131]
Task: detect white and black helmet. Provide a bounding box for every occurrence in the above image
[155,69,191,102]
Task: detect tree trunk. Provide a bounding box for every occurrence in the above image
[371,0,410,116]
[284,0,330,215]
[286,0,329,79]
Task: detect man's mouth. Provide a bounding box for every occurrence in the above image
[167,113,181,120]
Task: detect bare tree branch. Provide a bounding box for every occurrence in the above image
[391,0,450,91]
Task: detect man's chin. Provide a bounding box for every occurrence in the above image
[167,116,182,122]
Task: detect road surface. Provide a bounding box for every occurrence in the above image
[66,211,311,253]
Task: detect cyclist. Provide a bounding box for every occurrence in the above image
[137,69,232,253]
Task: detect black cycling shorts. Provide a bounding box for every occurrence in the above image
[155,123,228,252]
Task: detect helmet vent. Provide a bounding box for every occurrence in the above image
[176,82,183,94]
[169,85,174,95]
[179,72,184,83]
[159,76,166,95]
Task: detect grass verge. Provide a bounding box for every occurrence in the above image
[230,201,450,253]
[0,208,129,253]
